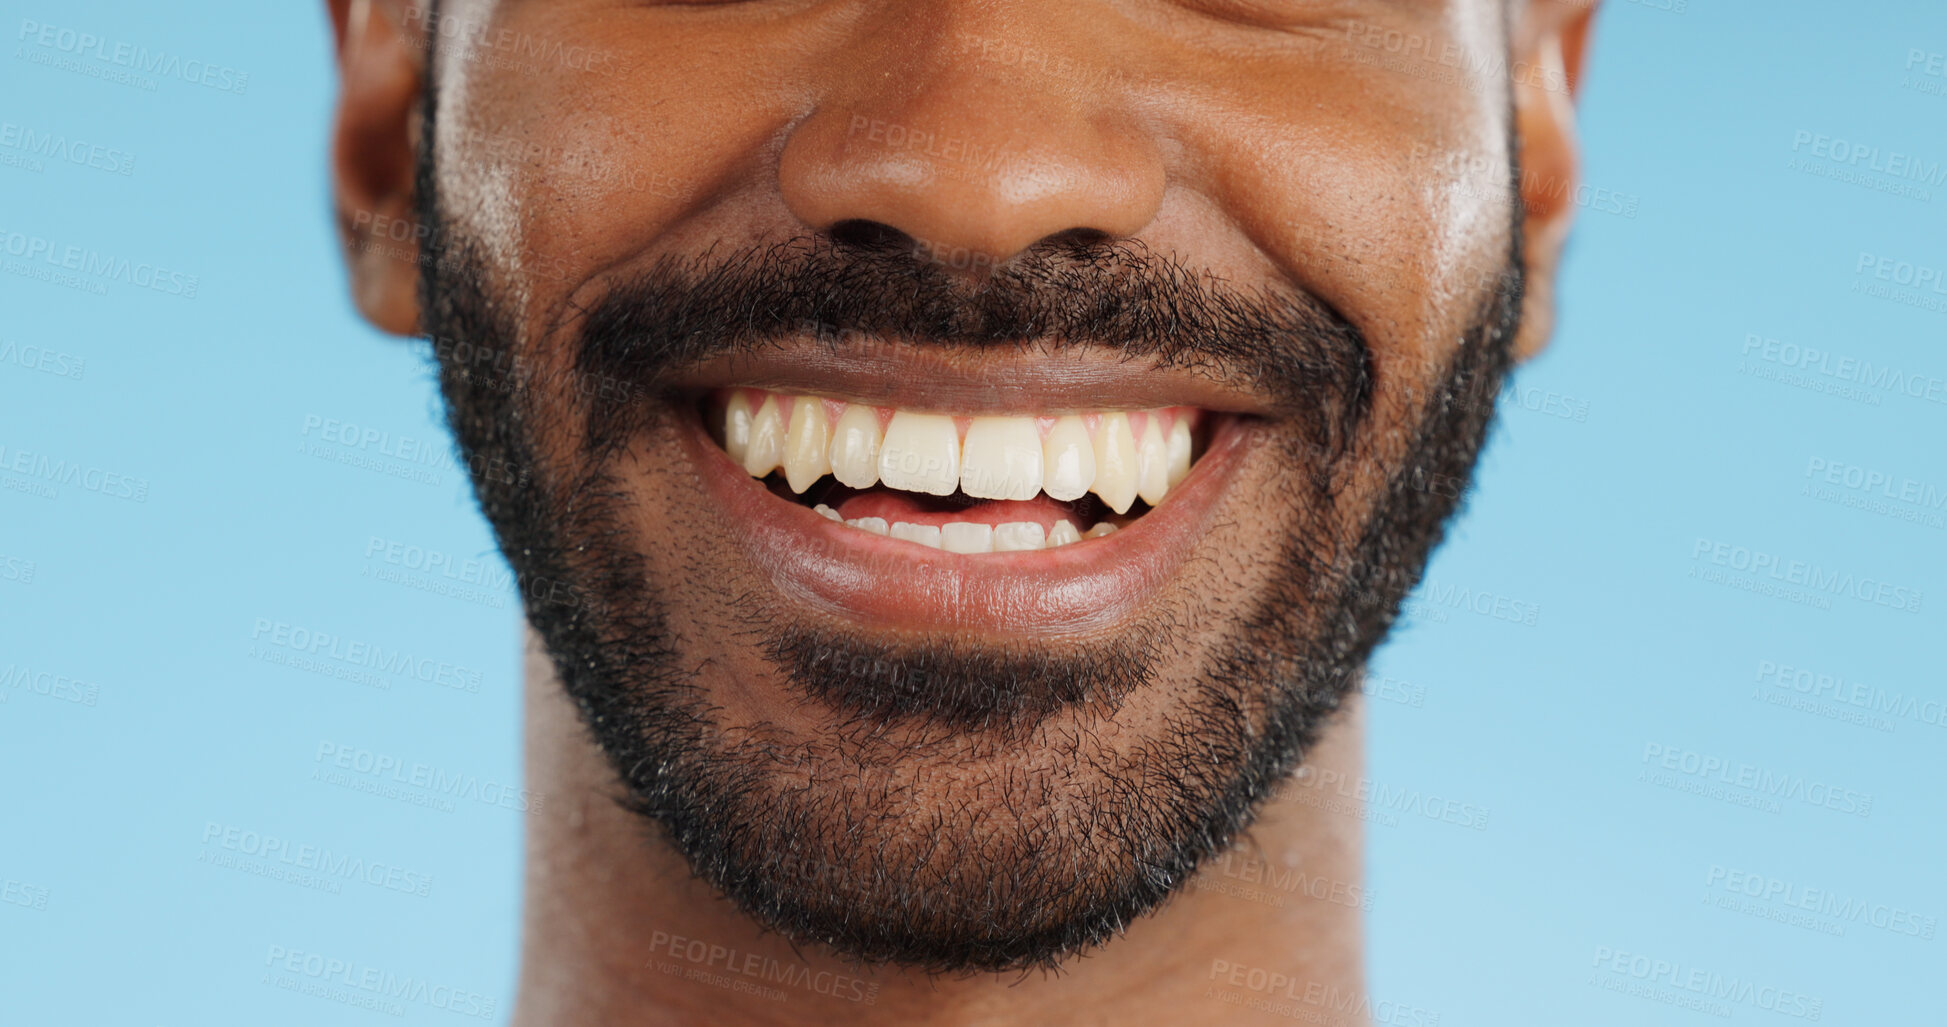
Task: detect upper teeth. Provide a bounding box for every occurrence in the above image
[721,391,1198,514]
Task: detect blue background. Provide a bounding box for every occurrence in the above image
[2,1,1941,1023]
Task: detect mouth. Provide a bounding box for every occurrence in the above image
[664,350,1262,636]
[709,389,1214,548]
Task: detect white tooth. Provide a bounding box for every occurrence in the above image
[1090,412,1138,515]
[742,394,785,477]
[848,516,889,536]
[889,521,943,549]
[1167,413,1194,487]
[940,522,995,554]
[1041,415,1096,502]
[878,412,960,496]
[1046,520,1082,547]
[1135,413,1170,507]
[724,392,753,465]
[1085,522,1119,538]
[993,521,1047,552]
[960,416,1043,501]
[813,503,842,521]
[828,404,883,489]
[783,398,833,493]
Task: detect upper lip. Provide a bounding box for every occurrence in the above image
[659,338,1279,415]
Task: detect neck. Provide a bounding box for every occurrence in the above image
[512,626,1366,1027]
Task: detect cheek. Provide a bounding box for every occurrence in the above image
[1230,121,1509,373]
[1154,50,1512,390]
[439,12,827,322]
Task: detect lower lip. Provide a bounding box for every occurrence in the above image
[680,410,1253,636]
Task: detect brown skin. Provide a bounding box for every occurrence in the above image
[519,626,1365,1026]
[328,1,1595,1023]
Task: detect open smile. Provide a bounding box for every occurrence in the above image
[668,348,1263,636]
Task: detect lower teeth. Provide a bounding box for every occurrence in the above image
[811,504,1118,553]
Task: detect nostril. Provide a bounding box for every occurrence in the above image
[1040,227,1113,253]
[828,218,916,254]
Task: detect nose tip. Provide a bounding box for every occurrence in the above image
[778,104,1165,275]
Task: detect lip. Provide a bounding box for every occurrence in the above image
[679,403,1255,636]
[661,340,1278,416]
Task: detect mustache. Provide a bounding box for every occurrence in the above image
[568,233,1374,453]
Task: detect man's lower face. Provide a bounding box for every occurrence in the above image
[427,192,1519,973]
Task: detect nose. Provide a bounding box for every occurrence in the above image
[777,11,1165,273]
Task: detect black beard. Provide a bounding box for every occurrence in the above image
[414,60,1522,973]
